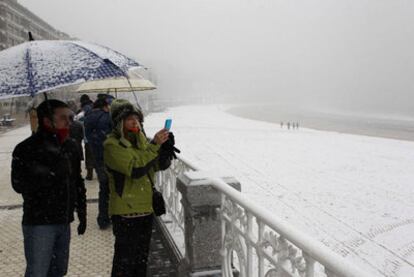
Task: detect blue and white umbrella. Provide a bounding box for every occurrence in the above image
[0,40,155,99]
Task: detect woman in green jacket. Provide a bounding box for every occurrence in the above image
[104,99,170,277]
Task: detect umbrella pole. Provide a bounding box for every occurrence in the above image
[132,91,143,112]
[9,97,14,115]
[124,76,143,111]
[42,92,56,129]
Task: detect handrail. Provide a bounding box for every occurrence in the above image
[157,155,376,277]
[209,177,376,277]
[176,153,201,171]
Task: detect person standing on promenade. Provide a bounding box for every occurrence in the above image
[78,94,93,116]
[84,97,113,229]
[104,99,172,276]
[11,99,87,277]
[76,94,95,180]
[67,100,85,165]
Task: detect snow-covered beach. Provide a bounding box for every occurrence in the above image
[144,105,414,277]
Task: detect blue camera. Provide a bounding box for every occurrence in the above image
[164,119,172,130]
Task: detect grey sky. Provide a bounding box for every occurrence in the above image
[20,0,414,116]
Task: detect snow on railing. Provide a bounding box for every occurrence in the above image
[157,157,375,277]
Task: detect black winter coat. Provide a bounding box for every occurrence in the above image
[69,120,85,160]
[11,130,86,225]
[84,109,112,163]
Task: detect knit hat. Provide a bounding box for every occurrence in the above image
[97,93,115,105]
[110,99,143,127]
[80,94,90,104]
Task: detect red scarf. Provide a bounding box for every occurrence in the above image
[128,127,140,133]
[44,125,70,144]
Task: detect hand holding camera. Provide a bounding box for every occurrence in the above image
[153,129,169,145]
[159,119,181,160]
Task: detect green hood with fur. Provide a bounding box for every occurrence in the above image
[110,99,143,136]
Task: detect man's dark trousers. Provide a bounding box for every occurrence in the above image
[91,143,110,228]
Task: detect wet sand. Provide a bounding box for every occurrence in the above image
[227,104,414,141]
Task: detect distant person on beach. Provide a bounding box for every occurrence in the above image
[11,99,87,277]
[280,122,283,128]
[287,122,291,130]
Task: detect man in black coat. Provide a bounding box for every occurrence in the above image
[11,99,87,277]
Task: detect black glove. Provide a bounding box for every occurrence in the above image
[160,132,181,160]
[77,214,87,235]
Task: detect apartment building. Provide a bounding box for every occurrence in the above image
[0,0,70,50]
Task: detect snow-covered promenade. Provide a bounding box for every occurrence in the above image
[0,104,413,276]
[145,105,414,277]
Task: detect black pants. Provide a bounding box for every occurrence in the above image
[111,215,153,277]
[84,143,95,170]
[96,163,110,227]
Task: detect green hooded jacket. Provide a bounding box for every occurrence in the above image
[104,99,163,216]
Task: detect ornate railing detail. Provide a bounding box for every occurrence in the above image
[211,177,374,277]
[221,197,311,277]
[156,157,197,232]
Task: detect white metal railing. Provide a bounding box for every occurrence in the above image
[210,177,375,277]
[157,157,375,277]
[156,155,200,233]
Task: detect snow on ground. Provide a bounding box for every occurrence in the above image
[144,105,414,277]
[0,126,31,207]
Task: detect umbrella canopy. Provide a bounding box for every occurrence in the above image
[76,66,155,94]
[0,40,155,100]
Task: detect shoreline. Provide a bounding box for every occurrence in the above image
[226,104,414,142]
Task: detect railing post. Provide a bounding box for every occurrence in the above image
[177,171,241,277]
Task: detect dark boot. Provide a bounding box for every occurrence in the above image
[85,168,93,180]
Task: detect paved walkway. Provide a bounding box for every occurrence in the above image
[0,125,176,276]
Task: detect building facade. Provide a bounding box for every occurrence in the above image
[0,0,70,50]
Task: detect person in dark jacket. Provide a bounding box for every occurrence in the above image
[79,94,93,115]
[84,97,113,229]
[69,117,85,160]
[11,99,87,277]
[67,101,85,161]
[77,95,94,180]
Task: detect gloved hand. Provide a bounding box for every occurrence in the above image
[77,214,87,235]
[160,132,181,160]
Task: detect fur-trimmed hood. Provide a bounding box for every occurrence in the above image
[109,99,146,148]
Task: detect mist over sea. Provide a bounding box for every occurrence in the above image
[227,104,414,141]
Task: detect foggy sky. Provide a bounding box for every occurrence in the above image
[19,0,414,116]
